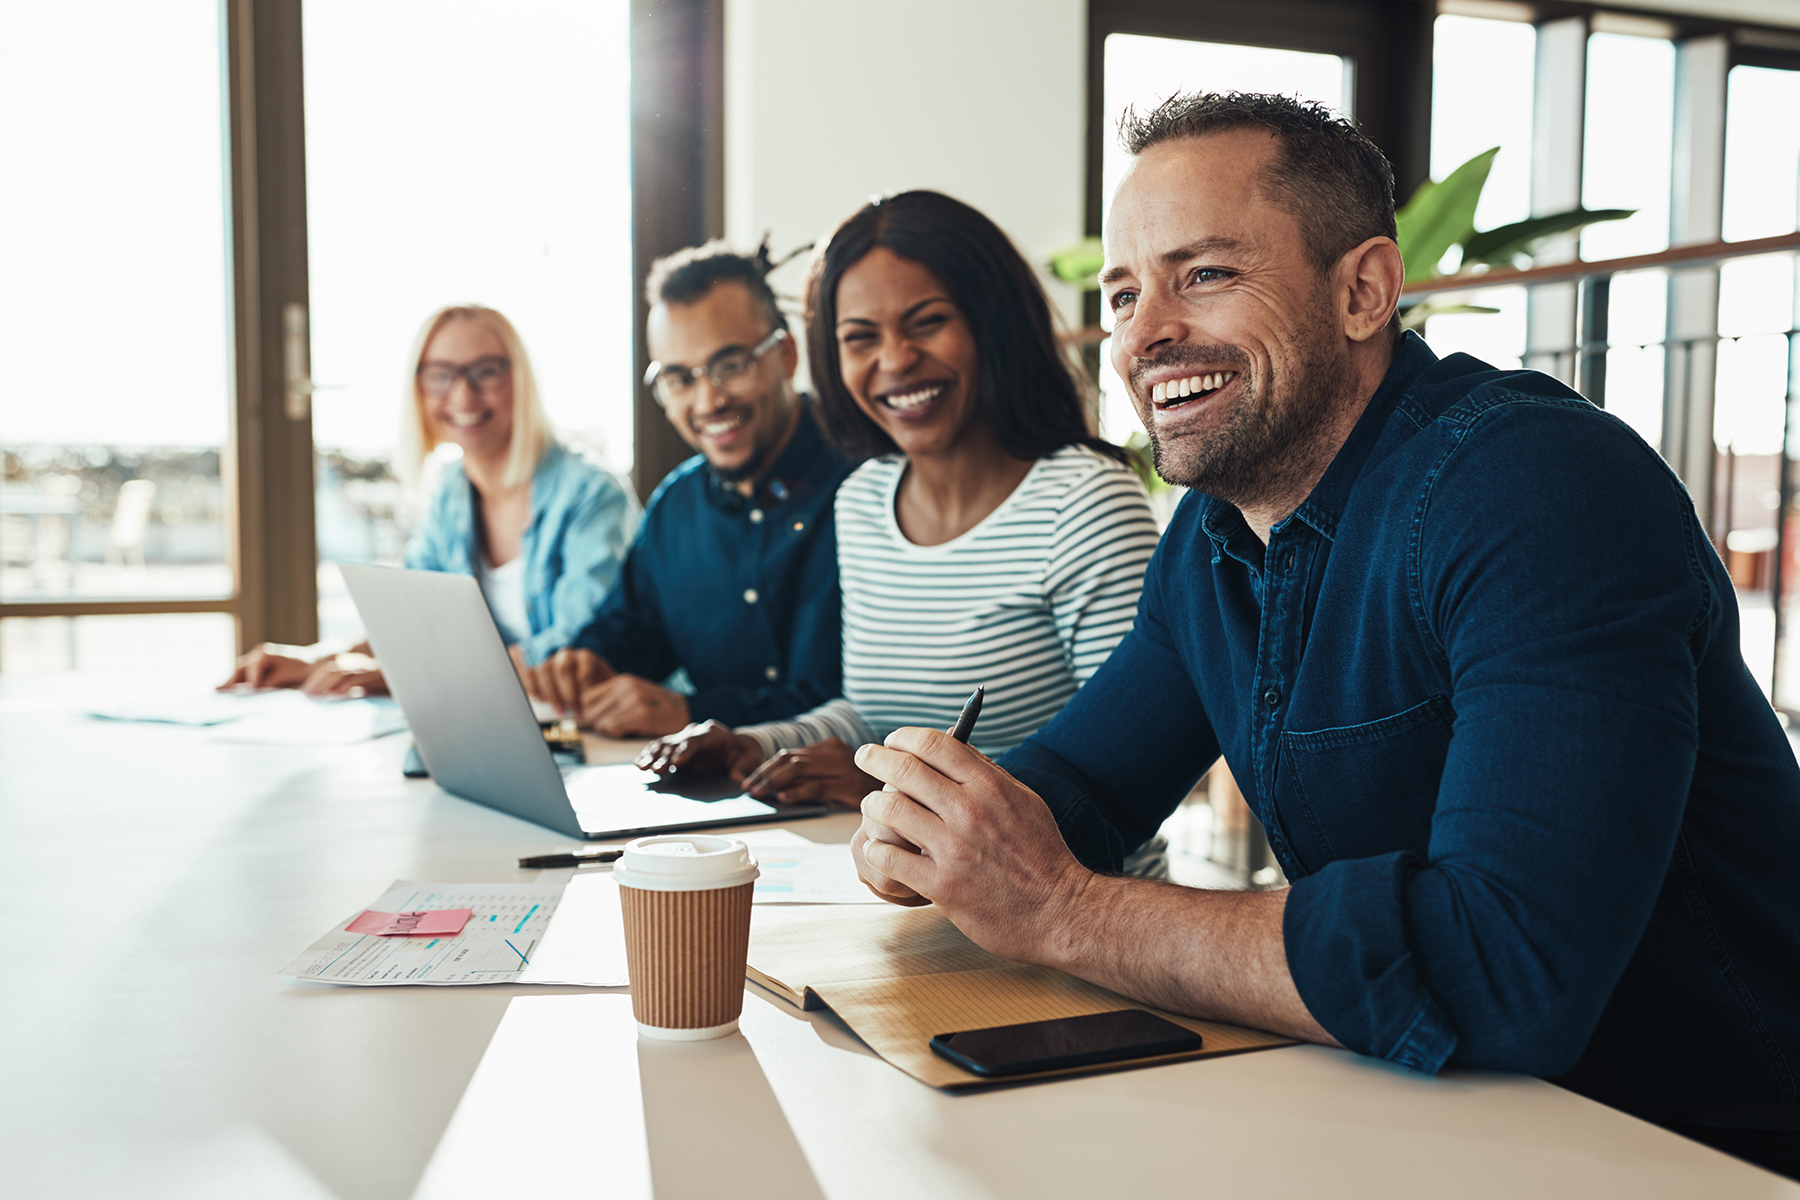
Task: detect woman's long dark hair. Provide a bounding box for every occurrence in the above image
[805,190,1130,467]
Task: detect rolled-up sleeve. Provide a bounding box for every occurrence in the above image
[1284,405,1707,1077]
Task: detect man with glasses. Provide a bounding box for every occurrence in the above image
[517,242,853,738]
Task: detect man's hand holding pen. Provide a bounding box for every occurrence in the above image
[850,727,1096,963]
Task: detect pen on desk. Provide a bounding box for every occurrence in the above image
[517,848,625,869]
[948,685,984,744]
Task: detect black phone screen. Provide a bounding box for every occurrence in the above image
[928,1009,1203,1077]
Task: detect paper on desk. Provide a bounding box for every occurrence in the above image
[737,830,882,905]
[746,905,1295,1089]
[282,880,563,985]
[281,877,629,986]
[87,688,291,726]
[516,870,629,986]
[209,692,407,745]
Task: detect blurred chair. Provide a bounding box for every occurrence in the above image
[106,479,157,567]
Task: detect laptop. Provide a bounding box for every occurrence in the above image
[339,563,827,841]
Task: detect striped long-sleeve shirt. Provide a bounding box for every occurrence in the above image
[743,444,1160,759]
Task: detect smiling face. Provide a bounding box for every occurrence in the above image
[420,318,515,460]
[1102,129,1356,509]
[833,247,983,460]
[648,280,799,483]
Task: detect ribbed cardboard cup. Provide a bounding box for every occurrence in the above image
[614,835,760,1040]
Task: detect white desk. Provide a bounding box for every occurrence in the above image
[1,674,1793,1200]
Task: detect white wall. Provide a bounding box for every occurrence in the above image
[725,0,1090,366]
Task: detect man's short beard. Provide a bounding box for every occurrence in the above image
[710,438,773,484]
[1139,307,1348,511]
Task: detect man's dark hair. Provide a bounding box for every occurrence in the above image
[645,237,788,331]
[804,189,1130,467]
[1120,92,1397,275]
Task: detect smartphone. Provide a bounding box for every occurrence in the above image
[928,1009,1203,1077]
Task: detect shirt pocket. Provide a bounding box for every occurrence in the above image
[1275,694,1454,875]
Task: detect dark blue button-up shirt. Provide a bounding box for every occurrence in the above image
[1004,332,1800,1125]
[571,404,854,727]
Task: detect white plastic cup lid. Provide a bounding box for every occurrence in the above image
[611,835,760,892]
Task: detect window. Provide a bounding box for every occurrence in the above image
[303,0,633,642]
[0,1,236,672]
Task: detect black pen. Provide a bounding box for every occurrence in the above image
[517,848,625,869]
[948,685,984,743]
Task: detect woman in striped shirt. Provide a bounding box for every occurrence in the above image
[640,190,1159,810]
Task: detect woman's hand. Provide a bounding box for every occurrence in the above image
[218,644,317,691]
[636,720,764,780]
[742,738,879,807]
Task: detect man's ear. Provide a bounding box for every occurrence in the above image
[778,326,801,380]
[1338,236,1404,343]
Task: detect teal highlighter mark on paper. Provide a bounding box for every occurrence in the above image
[513,904,540,933]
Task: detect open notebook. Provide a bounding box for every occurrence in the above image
[746,904,1295,1090]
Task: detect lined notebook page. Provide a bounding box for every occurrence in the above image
[747,905,1294,1089]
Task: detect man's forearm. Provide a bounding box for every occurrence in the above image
[1043,876,1341,1046]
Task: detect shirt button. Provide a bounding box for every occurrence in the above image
[743,588,759,604]
[1283,549,1295,572]
[765,666,779,681]
[749,509,764,524]
[1264,687,1281,708]
[792,520,805,532]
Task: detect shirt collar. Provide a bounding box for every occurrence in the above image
[703,399,840,510]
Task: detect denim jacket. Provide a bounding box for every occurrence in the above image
[1004,332,1800,1126]
[403,441,639,666]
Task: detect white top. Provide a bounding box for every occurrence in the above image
[745,445,1160,758]
[476,552,530,646]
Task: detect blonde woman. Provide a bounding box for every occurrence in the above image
[222,304,638,695]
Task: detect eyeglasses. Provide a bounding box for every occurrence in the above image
[418,356,512,398]
[644,328,787,408]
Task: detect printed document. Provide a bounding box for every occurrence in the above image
[280,879,624,987]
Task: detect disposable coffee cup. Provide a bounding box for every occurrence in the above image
[614,835,760,1040]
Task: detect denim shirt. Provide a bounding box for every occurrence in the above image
[1003,332,1800,1125]
[570,404,854,727]
[403,441,639,666]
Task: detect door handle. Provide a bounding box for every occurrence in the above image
[283,301,315,421]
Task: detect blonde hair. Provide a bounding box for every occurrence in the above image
[398,304,553,489]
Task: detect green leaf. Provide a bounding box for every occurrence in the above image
[1121,431,1168,493]
[1460,208,1637,268]
[1395,147,1498,283]
[1048,237,1106,290]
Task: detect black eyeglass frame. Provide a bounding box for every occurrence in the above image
[416,355,514,398]
[643,327,788,407]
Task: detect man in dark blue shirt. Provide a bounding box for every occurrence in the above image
[847,94,1800,1174]
[520,243,853,736]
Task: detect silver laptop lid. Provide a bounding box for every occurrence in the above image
[339,563,587,839]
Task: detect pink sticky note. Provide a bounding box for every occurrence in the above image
[346,908,474,937]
